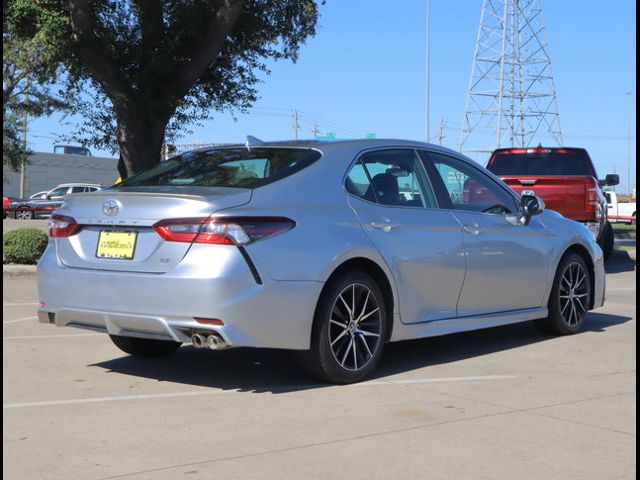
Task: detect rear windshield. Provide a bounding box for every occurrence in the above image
[118,148,321,189]
[488,151,595,176]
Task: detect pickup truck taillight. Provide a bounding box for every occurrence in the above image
[585,180,599,213]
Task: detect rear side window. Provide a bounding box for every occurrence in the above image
[119,148,320,189]
[345,149,437,208]
[488,151,595,176]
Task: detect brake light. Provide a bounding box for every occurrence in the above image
[49,214,79,237]
[586,180,599,212]
[499,147,552,155]
[153,216,296,245]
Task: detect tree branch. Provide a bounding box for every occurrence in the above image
[68,0,130,104]
[168,0,245,102]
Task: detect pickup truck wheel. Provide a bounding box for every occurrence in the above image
[536,253,592,335]
[109,335,182,357]
[598,221,614,260]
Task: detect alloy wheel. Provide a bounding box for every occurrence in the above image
[559,262,589,327]
[16,209,33,220]
[328,283,382,371]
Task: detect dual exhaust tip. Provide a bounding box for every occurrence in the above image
[191,333,228,350]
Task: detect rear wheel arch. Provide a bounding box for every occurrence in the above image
[321,257,396,342]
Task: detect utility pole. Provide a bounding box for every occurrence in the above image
[460,0,563,153]
[292,110,301,139]
[626,90,634,196]
[425,0,431,142]
[20,114,27,198]
[311,122,320,139]
[437,118,447,146]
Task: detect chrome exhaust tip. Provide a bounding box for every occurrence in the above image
[191,333,207,349]
[206,334,228,350]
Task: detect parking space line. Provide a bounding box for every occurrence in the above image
[3,316,38,325]
[3,302,40,307]
[3,333,101,340]
[2,375,516,410]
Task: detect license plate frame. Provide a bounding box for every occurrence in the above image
[95,230,138,260]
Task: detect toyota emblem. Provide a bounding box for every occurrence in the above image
[103,199,121,216]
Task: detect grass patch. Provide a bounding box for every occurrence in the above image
[612,223,636,234]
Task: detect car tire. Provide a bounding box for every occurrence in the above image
[598,221,614,260]
[109,334,182,357]
[296,271,387,384]
[536,252,592,335]
[15,208,33,220]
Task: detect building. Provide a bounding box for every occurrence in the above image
[3,152,119,198]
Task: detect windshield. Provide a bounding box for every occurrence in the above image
[488,151,595,176]
[119,148,321,189]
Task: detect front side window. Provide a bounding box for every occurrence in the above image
[427,153,519,215]
[346,149,437,208]
[119,148,320,189]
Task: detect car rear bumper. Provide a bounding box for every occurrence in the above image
[37,244,323,350]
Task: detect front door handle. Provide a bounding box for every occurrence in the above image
[463,222,481,235]
[371,220,399,232]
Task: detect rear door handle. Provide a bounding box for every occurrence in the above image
[371,220,399,232]
[463,222,481,235]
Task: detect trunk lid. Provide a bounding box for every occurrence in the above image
[54,187,252,273]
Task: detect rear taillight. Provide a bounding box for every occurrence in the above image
[153,216,295,245]
[49,214,79,238]
[586,180,599,212]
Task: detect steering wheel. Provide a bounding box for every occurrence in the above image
[482,204,510,215]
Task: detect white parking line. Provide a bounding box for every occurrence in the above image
[2,375,516,410]
[3,302,39,307]
[3,316,38,325]
[3,333,101,340]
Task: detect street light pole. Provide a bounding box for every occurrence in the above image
[425,0,430,143]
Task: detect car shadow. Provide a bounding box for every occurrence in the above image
[606,249,636,274]
[90,312,631,394]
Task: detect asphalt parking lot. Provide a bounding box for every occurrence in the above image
[3,251,636,480]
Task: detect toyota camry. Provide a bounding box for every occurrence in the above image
[37,138,605,383]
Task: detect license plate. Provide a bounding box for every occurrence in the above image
[96,231,138,260]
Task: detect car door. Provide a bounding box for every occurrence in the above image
[346,148,466,324]
[420,150,552,317]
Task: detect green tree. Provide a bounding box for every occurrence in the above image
[3,1,68,173]
[12,0,321,176]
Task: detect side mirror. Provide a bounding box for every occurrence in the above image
[521,190,545,225]
[600,174,620,187]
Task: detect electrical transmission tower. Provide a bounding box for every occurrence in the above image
[459,0,563,154]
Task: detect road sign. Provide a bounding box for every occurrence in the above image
[365,133,377,139]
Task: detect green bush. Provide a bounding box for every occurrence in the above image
[3,228,49,264]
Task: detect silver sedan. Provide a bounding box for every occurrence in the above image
[37,139,605,383]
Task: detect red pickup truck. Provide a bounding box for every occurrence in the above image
[486,147,619,259]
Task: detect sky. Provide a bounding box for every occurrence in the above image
[28,0,637,193]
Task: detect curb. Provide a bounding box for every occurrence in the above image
[3,264,38,277]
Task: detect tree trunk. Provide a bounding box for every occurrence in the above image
[116,115,167,176]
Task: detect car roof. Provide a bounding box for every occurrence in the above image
[54,183,102,187]
[189,138,463,158]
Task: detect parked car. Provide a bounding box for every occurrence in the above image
[10,183,102,220]
[3,196,17,218]
[30,191,50,200]
[605,191,636,224]
[38,139,605,383]
[53,145,92,156]
[486,146,619,259]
